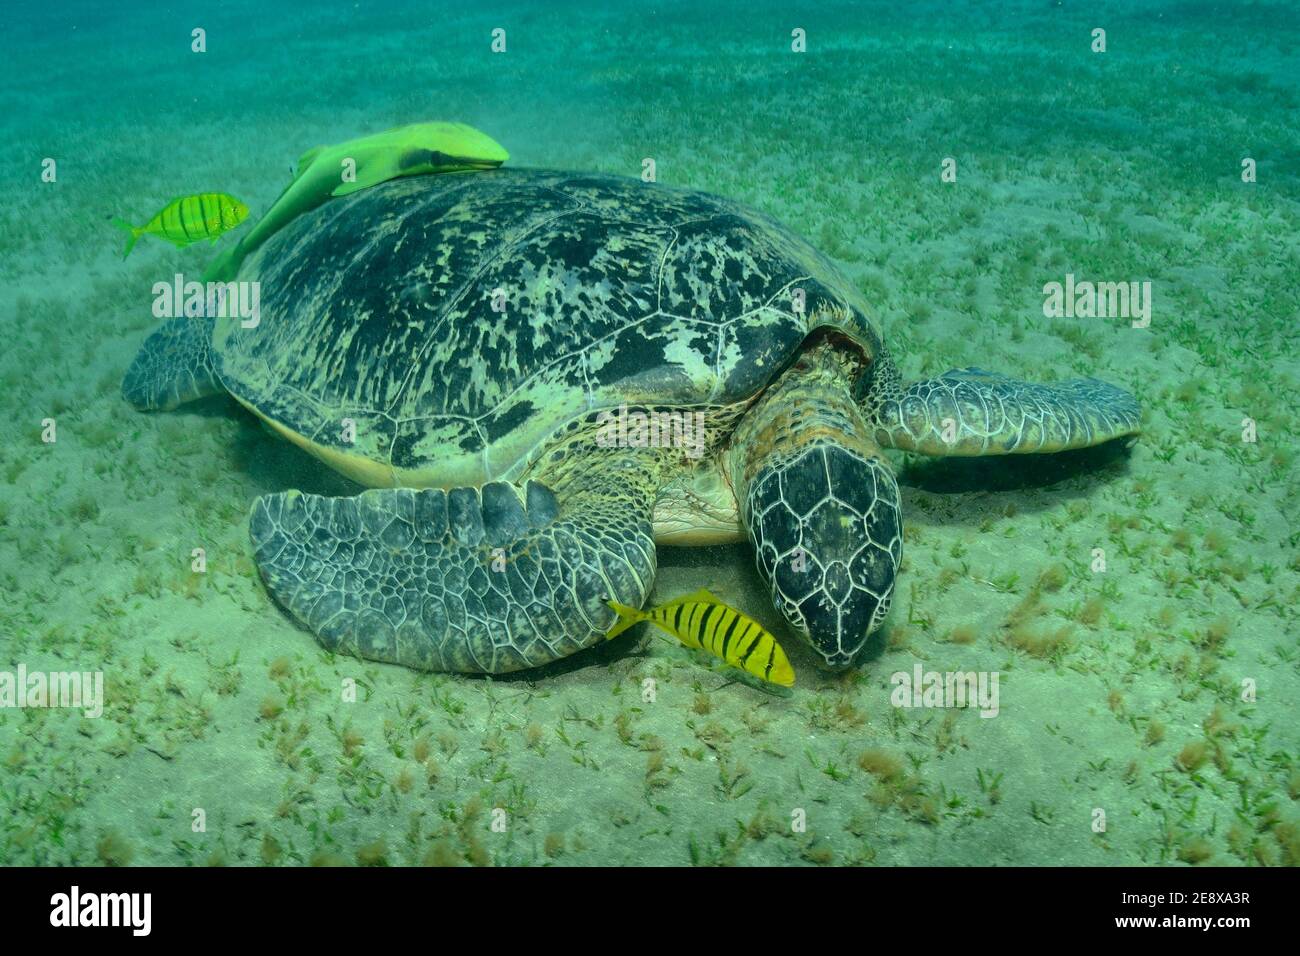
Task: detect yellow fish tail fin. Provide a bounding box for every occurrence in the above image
[112,217,141,259]
[605,601,645,641]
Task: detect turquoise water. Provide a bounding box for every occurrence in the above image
[1,1,1296,866]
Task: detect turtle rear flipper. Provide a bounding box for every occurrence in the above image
[122,316,223,411]
[249,461,659,674]
[874,367,1140,456]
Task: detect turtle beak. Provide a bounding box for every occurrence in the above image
[771,533,900,670]
[777,570,896,670]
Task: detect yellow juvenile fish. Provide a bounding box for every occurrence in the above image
[113,192,249,259]
[607,590,795,687]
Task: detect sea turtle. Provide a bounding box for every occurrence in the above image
[122,168,1140,673]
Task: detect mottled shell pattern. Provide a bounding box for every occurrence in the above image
[213,169,884,486]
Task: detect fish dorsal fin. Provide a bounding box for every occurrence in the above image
[664,588,720,608]
[294,145,325,179]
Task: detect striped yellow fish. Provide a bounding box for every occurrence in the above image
[606,590,795,687]
[112,192,249,259]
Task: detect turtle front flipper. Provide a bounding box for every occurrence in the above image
[122,316,223,411]
[872,367,1141,456]
[248,460,659,674]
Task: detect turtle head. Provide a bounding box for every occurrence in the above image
[732,348,903,669]
[743,442,902,668]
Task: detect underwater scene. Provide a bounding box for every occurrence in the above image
[2,0,1297,871]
